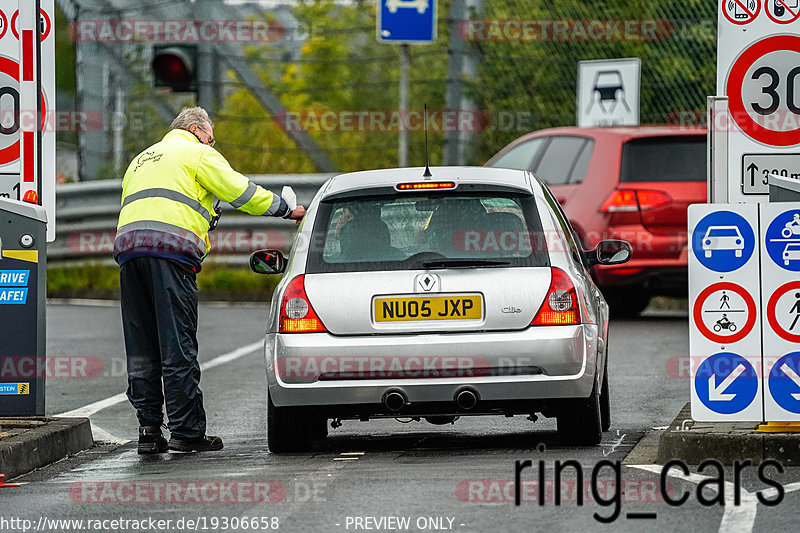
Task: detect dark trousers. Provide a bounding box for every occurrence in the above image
[120,257,206,439]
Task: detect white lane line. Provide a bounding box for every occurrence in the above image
[629,464,800,533]
[57,340,263,418]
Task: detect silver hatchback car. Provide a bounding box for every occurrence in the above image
[250,167,632,452]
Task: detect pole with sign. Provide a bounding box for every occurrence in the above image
[716,0,800,202]
[377,0,437,167]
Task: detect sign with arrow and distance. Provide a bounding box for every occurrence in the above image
[742,154,800,195]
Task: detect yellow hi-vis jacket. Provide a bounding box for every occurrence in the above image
[114,129,289,269]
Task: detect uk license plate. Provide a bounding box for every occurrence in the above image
[374,295,483,322]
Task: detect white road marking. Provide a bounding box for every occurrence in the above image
[55,340,264,442]
[629,464,800,533]
[602,432,627,457]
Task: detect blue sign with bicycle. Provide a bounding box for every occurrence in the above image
[377,0,437,43]
[764,209,800,272]
[691,211,755,272]
[694,353,759,414]
[768,353,800,414]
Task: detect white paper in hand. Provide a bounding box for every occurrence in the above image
[281,186,297,211]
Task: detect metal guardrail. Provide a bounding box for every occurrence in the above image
[49,174,334,265]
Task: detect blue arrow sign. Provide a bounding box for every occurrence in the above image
[764,209,800,272]
[694,353,758,414]
[768,352,800,414]
[691,211,755,272]
[377,0,437,43]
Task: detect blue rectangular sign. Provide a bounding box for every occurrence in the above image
[377,0,437,43]
[0,270,29,287]
[0,288,28,304]
[0,383,28,395]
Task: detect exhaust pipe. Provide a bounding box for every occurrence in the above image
[383,390,407,412]
[455,388,479,411]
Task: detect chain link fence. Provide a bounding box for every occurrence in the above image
[59,0,717,180]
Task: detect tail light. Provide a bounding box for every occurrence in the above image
[532,268,581,326]
[279,275,327,333]
[601,189,672,224]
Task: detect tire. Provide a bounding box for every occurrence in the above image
[729,324,737,332]
[713,324,721,332]
[600,364,611,432]
[267,391,326,453]
[557,379,603,446]
[604,289,651,318]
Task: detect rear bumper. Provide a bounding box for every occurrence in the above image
[265,325,600,408]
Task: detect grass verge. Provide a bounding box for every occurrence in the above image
[47,262,282,301]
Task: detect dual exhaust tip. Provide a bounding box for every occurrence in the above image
[382,387,479,413]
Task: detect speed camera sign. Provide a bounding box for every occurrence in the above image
[726,35,800,148]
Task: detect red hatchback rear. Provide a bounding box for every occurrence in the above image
[486,126,707,316]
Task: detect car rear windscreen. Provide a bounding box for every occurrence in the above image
[620,137,706,182]
[306,192,551,274]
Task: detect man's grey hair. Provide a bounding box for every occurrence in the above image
[170,107,214,131]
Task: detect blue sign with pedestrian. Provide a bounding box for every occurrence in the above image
[377,0,437,43]
[768,352,800,414]
[691,211,755,272]
[694,353,759,414]
[764,209,800,272]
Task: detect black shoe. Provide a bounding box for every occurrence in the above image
[138,425,168,454]
[168,435,224,452]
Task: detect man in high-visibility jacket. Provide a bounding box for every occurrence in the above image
[114,107,305,454]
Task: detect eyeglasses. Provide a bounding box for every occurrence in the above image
[192,124,216,148]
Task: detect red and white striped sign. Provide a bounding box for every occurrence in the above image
[0,1,55,242]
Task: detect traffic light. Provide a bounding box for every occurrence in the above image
[152,45,197,92]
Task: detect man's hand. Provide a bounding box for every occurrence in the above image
[288,205,306,224]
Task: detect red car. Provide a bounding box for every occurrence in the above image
[486,126,707,317]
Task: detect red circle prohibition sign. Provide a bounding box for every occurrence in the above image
[10,9,51,41]
[0,11,8,41]
[722,0,761,25]
[726,35,800,147]
[767,281,800,342]
[766,0,800,24]
[693,282,757,344]
[0,55,47,166]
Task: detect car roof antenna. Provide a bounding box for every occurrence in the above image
[422,103,432,178]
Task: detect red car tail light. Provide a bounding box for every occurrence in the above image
[601,189,672,213]
[532,268,581,326]
[279,275,327,334]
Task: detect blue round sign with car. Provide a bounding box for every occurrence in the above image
[764,209,800,272]
[691,211,755,272]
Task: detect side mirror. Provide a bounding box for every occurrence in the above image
[588,240,632,267]
[249,249,287,275]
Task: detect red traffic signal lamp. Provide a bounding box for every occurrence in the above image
[152,45,197,92]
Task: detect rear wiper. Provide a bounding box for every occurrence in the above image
[422,259,510,269]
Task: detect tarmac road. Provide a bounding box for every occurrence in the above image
[1,302,799,533]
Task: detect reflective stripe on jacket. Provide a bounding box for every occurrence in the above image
[114,129,287,267]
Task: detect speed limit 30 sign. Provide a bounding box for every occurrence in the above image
[726,35,800,148]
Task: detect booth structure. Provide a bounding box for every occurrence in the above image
[0,197,47,416]
[769,173,800,203]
